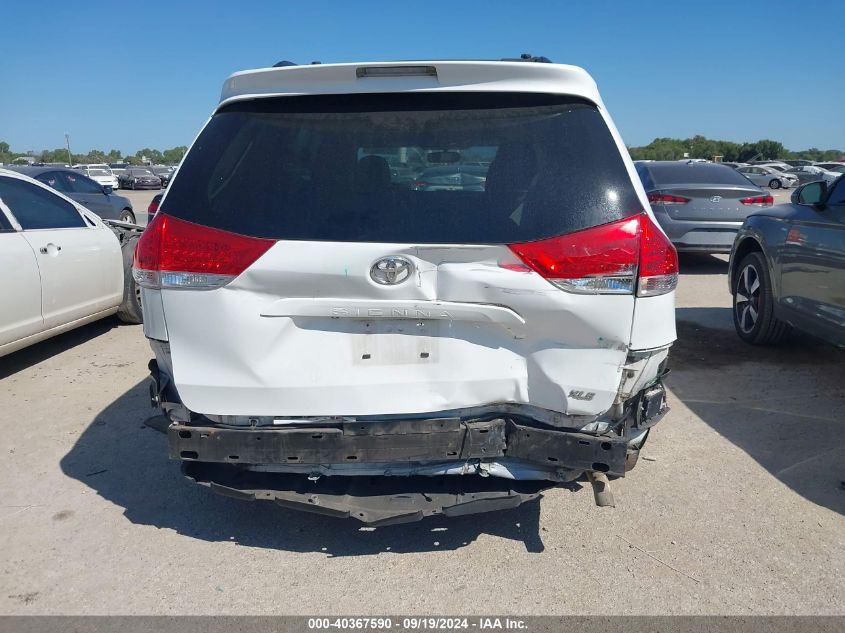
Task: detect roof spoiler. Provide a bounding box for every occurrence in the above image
[271,54,553,68]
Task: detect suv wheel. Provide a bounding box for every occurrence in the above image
[769,179,781,189]
[119,208,136,224]
[732,252,790,344]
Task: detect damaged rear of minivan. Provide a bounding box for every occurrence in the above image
[135,60,677,525]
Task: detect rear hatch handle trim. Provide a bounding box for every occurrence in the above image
[260,298,526,329]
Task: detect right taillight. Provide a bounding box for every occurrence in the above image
[637,213,679,297]
[147,197,160,216]
[506,213,677,297]
[133,214,275,290]
[740,194,773,207]
[647,192,691,205]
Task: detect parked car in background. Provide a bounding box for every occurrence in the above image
[782,159,815,167]
[814,162,845,172]
[0,169,142,358]
[758,163,790,172]
[7,166,136,223]
[785,165,840,186]
[119,167,162,190]
[74,164,119,190]
[109,162,129,170]
[721,162,748,170]
[410,164,489,191]
[148,192,163,218]
[636,160,772,253]
[737,165,798,189]
[728,178,845,347]
[750,160,791,170]
[149,166,174,187]
[135,58,678,524]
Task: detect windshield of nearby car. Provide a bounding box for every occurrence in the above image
[89,169,109,177]
[644,163,754,186]
[162,92,641,244]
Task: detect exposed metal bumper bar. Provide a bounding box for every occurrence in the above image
[169,417,631,476]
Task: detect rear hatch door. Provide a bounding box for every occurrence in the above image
[155,92,649,419]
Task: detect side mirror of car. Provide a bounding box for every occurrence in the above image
[103,185,113,194]
[792,181,827,207]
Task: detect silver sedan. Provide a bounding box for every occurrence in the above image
[736,165,799,189]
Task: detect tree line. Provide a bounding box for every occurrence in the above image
[0,141,188,166]
[3,136,843,167]
[628,136,843,162]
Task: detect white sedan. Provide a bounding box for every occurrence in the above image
[0,168,142,358]
[74,164,120,190]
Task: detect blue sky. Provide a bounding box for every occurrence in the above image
[1,0,842,155]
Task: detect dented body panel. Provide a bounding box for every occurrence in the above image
[161,242,638,417]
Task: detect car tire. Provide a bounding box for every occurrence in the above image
[116,234,143,325]
[769,179,781,189]
[119,208,136,224]
[732,251,790,345]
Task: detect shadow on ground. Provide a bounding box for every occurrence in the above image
[671,306,845,516]
[60,379,552,555]
[677,253,730,275]
[0,318,118,380]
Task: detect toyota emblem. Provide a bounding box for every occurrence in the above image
[370,256,414,285]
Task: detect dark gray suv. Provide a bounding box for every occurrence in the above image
[729,177,845,346]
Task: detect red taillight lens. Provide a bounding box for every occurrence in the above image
[506,213,677,297]
[740,195,773,206]
[647,192,691,205]
[507,216,640,294]
[147,198,160,216]
[132,214,274,290]
[638,213,679,297]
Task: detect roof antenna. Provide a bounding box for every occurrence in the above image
[272,60,297,67]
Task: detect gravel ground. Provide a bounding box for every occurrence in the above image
[0,187,842,615]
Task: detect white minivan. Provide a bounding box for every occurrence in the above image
[134,58,678,524]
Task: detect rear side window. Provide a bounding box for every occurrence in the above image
[0,177,86,230]
[162,93,640,243]
[646,163,756,187]
[63,171,103,194]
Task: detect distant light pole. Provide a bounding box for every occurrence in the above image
[65,134,72,166]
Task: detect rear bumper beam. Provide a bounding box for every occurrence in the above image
[169,417,630,476]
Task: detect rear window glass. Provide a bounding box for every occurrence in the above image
[162,93,640,243]
[644,163,754,187]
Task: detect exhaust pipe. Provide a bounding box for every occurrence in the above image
[586,471,615,507]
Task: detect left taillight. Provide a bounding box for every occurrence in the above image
[647,192,690,205]
[132,214,275,290]
[740,194,773,207]
[147,196,160,216]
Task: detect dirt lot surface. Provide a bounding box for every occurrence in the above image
[0,189,842,615]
